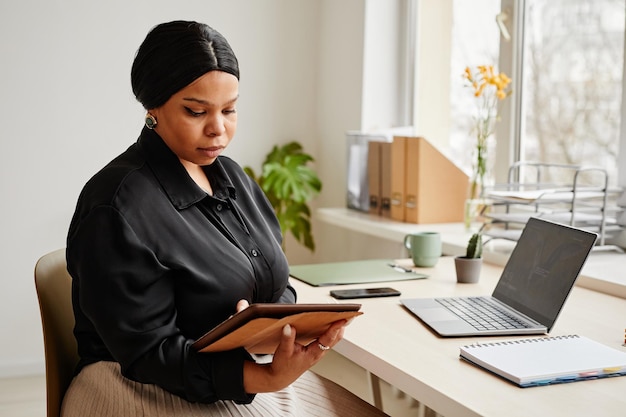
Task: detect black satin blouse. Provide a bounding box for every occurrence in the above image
[66,128,295,404]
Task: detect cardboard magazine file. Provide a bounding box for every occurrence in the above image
[405,137,469,223]
[380,141,393,218]
[403,136,468,223]
[192,303,362,355]
[367,141,393,218]
[390,136,407,221]
[367,141,382,216]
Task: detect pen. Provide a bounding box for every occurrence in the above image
[388,263,413,273]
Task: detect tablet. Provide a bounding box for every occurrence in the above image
[192,303,362,354]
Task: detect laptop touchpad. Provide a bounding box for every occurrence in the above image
[418,308,459,322]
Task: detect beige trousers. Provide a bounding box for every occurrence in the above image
[61,361,388,417]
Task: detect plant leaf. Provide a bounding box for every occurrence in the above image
[241,141,321,252]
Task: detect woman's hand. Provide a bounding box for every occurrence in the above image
[242,320,346,393]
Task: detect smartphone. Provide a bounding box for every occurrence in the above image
[329,287,401,299]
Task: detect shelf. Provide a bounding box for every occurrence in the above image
[317,208,518,265]
[486,211,620,227]
[487,189,609,203]
[316,207,471,250]
[316,207,626,299]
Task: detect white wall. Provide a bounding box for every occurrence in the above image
[313,0,410,264]
[0,0,380,377]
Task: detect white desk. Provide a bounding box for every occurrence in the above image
[290,256,626,417]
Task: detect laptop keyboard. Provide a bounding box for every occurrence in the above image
[435,297,533,331]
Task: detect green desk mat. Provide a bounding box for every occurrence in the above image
[289,259,428,287]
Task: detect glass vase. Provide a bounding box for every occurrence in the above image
[464,139,494,231]
[464,197,489,232]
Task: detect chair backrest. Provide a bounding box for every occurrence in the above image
[34,248,79,417]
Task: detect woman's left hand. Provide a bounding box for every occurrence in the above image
[236,299,250,313]
[242,319,346,393]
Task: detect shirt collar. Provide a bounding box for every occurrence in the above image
[137,127,237,209]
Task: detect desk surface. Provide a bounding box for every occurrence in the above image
[290,256,626,417]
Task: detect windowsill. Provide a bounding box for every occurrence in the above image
[316,207,626,299]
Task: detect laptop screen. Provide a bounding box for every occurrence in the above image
[492,218,597,329]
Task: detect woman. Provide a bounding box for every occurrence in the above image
[63,20,387,417]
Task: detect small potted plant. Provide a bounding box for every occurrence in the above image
[454,232,483,283]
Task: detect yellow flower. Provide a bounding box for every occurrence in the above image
[463,65,513,200]
[464,67,474,83]
[463,65,511,101]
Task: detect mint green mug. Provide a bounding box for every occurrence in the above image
[404,232,442,267]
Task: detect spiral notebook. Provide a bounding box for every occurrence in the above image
[460,335,626,387]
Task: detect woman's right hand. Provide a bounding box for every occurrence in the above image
[242,320,346,393]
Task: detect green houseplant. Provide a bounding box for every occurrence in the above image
[454,231,483,283]
[244,141,322,252]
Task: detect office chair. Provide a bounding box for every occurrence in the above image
[34,248,78,417]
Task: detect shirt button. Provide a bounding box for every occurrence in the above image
[250,249,259,257]
[216,204,223,211]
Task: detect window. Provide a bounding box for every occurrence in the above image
[517,0,624,186]
[419,0,625,187]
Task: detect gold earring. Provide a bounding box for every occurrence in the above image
[145,113,158,129]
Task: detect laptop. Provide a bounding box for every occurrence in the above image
[401,217,598,337]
